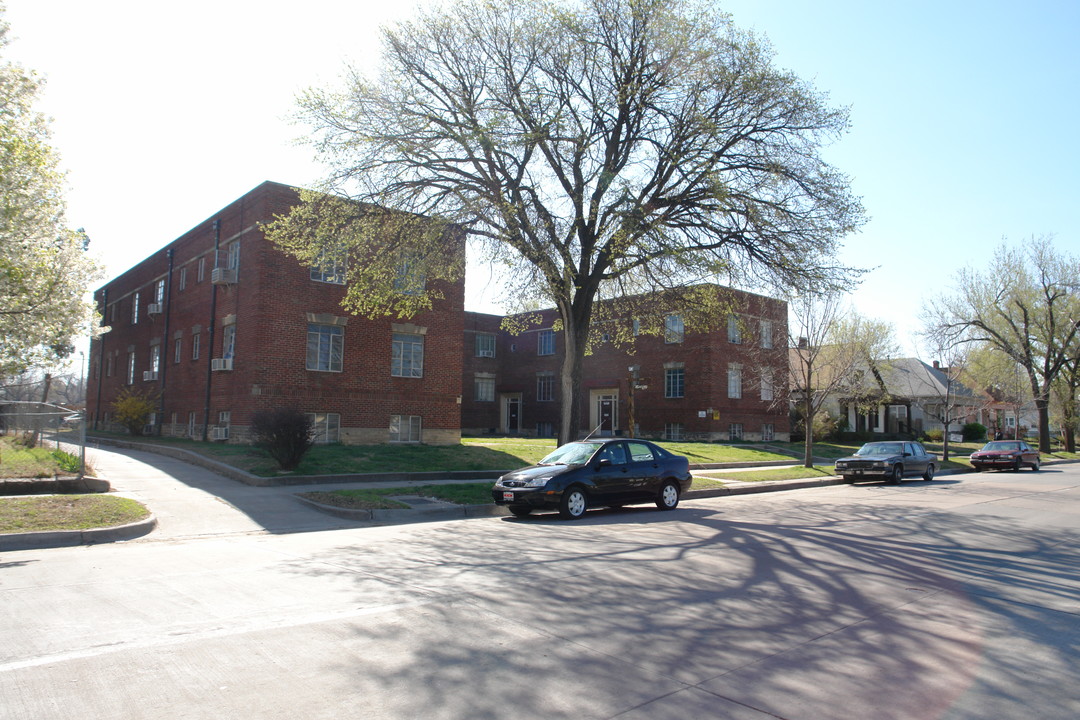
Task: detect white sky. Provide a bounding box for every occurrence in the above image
[5,0,1079,359]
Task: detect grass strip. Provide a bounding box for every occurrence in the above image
[0,495,150,534]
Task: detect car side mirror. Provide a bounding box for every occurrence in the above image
[596,458,612,468]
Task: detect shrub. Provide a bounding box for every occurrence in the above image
[962,422,987,442]
[924,428,944,443]
[251,408,314,471]
[111,388,160,436]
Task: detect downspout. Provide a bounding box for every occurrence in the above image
[157,249,174,434]
[201,220,221,441]
[93,287,107,431]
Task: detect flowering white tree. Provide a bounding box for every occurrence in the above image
[0,7,100,377]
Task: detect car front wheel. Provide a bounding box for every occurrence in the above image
[891,465,904,484]
[922,464,935,481]
[656,481,680,511]
[1031,458,1041,471]
[559,487,588,520]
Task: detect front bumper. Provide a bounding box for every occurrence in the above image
[835,467,891,479]
[970,457,1020,469]
[491,486,562,509]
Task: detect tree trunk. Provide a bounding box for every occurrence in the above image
[1035,396,1052,453]
[557,300,594,445]
[803,365,814,469]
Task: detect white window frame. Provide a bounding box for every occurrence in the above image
[475,333,496,358]
[728,363,743,399]
[536,372,555,402]
[760,319,773,349]
[149,344,161,374]
[311,252,347,284]
[307,324,344,373]
[727,315,742,344]
[760,369,774,401]
[664,315,684,344]
[474,376,495,402]
[391,332,424,378]
[132,292,140,324]
[763,423,775,442]
[389,414,422,443]
[179,266,187,291]
[192,333,201,361]
[665,367,685,399]
[222,324,236,360]
[174,338,182,364]
[665,422,684,441]
[307,412,341,444]
[537,329,555,356]
[729,423,744,440]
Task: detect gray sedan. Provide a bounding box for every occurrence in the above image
[834,441,937,483]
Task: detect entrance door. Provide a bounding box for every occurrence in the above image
[502,394,521,434]
[589,389,619,436]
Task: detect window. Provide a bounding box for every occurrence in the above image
[106,353,114,378]
[308,324,344,372]
[307,413,341,444]
[389,414,422,443]
[154,279,165,304]
[664,315,684,344]
[537,329,555,356]
[187,412,196,438]
[127,352,136,385]
[760,369,774,401]
[391,332,423,377]
[632,318,641,337]
[762,423,775,442]
[219,411,231,427]
[225,241,240,270]
[197,257,205,283]
[179,267,187,291]
[627,442,655,462]
[174,338,182,364]
[665,423,684,441]
[729,423,743,440]
[149,345,161,374]
[536,372,555,402]
[311,252,346,284]
[665,367,685,399]
[131,292,140,324]
[760,319,773,349]
[222,325,236,360]
[475,376,495,402]
[192,333,201,361]
[536,421,555,437]
[475,333,496,358]
[393,256,426,295]
[727,315,742,344]
[728,363,742,399]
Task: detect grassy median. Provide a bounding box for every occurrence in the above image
[0,495,150,534]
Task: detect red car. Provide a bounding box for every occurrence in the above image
[969,441,1041,472]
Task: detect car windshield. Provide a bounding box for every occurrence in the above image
[983,442,1021,452]
[855,442,904,456]
[539,442,601,466]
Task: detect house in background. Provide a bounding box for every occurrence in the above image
[86,181,466,445]
[797,356,984,438]
[462,289,791,442]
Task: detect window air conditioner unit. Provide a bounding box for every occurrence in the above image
[211,267,237,285]
[210,426,230,441]
[147,303,163,315]
[142,370,158,381]
[211,358,233,371]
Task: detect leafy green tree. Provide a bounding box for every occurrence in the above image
[268,0,864,443]
[0,7,101,377]
[928,237,1080,453]
[109,388,159,436]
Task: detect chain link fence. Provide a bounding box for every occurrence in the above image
[0,401,87,476]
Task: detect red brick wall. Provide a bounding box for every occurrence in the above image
[87,181,465,445]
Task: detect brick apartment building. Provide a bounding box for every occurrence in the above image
[462,290,791,442]
[88,182,789,447]
[86,181,466,445]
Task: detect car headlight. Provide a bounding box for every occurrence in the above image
[524,476,552,487]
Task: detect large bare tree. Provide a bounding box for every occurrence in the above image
[789,292,896,467]
[927,237,1080,453]
[269,0,864,442]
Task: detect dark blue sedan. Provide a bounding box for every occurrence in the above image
[492,438,693,519]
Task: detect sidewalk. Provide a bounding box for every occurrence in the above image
[5,440,988,551]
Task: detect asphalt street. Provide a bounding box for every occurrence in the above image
[1,446,1079,719]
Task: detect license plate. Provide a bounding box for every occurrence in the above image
[502,492,515,501]
[854,470,863,476]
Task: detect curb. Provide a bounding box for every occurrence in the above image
[294,494,509,523]
[0,514,158,552]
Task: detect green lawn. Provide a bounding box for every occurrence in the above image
[90,432,799,477]
[0,437,82,478]
[698,465,837,483]
[0,495,150,533]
